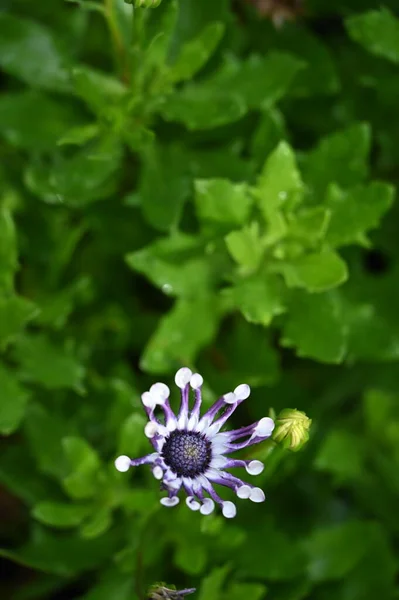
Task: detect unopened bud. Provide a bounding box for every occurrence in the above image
[148,584,196,600]
[272,408,311,451]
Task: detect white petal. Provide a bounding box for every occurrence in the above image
[246,460,264,475]
[254,417,275,437]
[114,455,131,472]
[250,487,266,503]
[166,419,177,432]
[222,501,237,518]
[237,485,251,499]
[160,496,180,507]
[234,383,250,400]
[141,391,156,408]
[200,498,215,515]
[186,496,201,511]
[195,417,211,433]
[144,422,158,438]
[152,466,163,480]
[206,422,220,438]
[187,414,198,431]
[190,373,203,389]
[210,455,228,469]
[177,413,187,430]
[223,392,237,405]
[150,382,170,403]
[175,368,192,388]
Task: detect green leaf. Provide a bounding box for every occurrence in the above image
[198,565,230,600]
[225,582,267,600]
[141,296,222,373]
[62,437,101,500]
[170,22,225,82]
[279,250,348,293]
[256,141,303,220]
[194,179,252,226]
[288,206,331,246]
[230,273,286,326]
[71,66,127,116]
[238,518,305,580]
[225,222,264,271]
[303,123,371,197]
[346,8,399,64]
[0,295,38,349]
[25,138,122,207]
[304,521,376,581]
[0,525,120,576]
[315,430,365,482]
[325,181,395,247]
[126,234,217,297]
[206,52,305,111]
[161,87,246,130]
[281,291,347,363]
[24,403,68,479]
[32,502,90,528]
[118,413,147,456]
[0,204,18,292]
[0,365,30,435]
[138,144,190,231]
[14,334,85,391]
[80,507,112,539]
[57,123,100,147]
[0,92,77,151]
[174,540,207,575]
[0,14,70,92]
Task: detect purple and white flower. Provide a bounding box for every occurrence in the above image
[115,368,275,518]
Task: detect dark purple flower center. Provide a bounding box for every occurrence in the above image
[162,430,212,478]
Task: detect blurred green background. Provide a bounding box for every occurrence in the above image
[1,0,399,598]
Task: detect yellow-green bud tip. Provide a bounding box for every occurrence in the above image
[272,408,311,451]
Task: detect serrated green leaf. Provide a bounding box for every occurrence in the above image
[303,123,371,197]
[141,296,222,373]
[195,178,252,226]
[126,234,217,297]
[0,295,38,349]
[281,291,347,363]
[0,14,70,92]
[288,206,331,245]
[346,8,399,64]
[230,273,286,326]
[14,334,85,391]
[32,502,90,528]
[225,222,264,271]
[0,365,30,435]
[279,250,348,293]
[257,141,303,220]
[170,22,224,82]
[325,181,395,247]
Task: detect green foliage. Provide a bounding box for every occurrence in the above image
[1,1,399,599]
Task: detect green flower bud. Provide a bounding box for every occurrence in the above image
[148,584,196,600]
[272,408,311,451]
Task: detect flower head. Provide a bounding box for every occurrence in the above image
[115,368,275,518]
